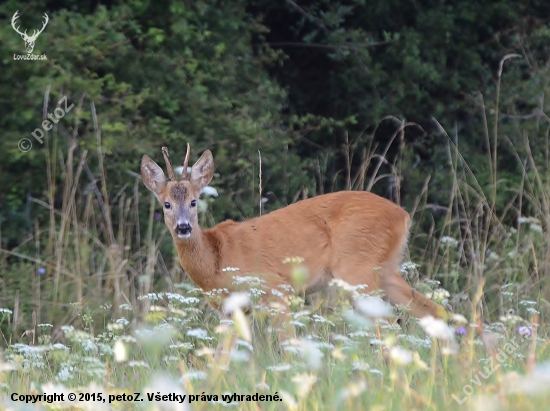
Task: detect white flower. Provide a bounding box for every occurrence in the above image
[355,296,393,318]
[200,186,219,197]
[419,316,455,340]
[425,288,450,302]
[440,236,459,247]
[450,313,468,324]
[180,371,208,381]
[222,292,250,314]
[389,347,413,365]
[299,340,324,370]
[267,364,292,372]
[400,261,420,272]
[186,328,213,340]
[113,339,127,362]
[232,308,252,342]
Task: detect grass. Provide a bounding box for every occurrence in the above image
[0,276,547,411]
[2,72,550,409]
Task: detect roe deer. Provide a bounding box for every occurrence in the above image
[140,145,448,320]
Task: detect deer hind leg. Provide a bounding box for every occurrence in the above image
[330,256,447,319]
[377,256,448,319]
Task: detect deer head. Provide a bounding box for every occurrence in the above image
[141,145,214,240]
[11,11,49,54]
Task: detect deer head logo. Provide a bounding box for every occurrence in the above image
[11,11,49,54]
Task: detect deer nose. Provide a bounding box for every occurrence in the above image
[176,223,192,236]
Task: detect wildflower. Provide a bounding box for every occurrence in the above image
[518,326,531,338]
[311,314,335,326]
[425,288,450,303]
[232,307,252,342]
[419,316,455,341]
[180,371,207,381]
[37,267,46,275]
[296,339,324,370]
[231,350,251,362]
[389,346,413,365]
[113,339,127,362]
[355,296,393,319]
[128,360,149,368]
[169,342,194,350]
[450,313,468,324]
[221,267,240,272]
[119,303,133,311]
[186,328,213,340]
[267,364,293,372]
[222,292,250,314]
[500,310,523,324]
[352,360,370,371]
[332,347,347,361]
[455,327,467,336]
[200,186,219,197]
[400,261,420,272]
[519,300,537,306]
[440,236,459,247]
[195,347,216,356]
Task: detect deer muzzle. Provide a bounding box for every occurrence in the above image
[175,222,192,238]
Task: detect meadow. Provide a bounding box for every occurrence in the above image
[1,112,550,410]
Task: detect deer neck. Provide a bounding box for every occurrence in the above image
[174,228,220,291]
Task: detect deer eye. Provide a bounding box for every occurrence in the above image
[164,202,171,209]
[190,200,197,208]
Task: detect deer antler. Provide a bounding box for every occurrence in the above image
[162,147,176,181]
[29,13,49,40]
[11,11,27,37]
[182,143,191,180]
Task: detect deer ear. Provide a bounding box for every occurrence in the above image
[141,155,167,201]
[190,150,214,192]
